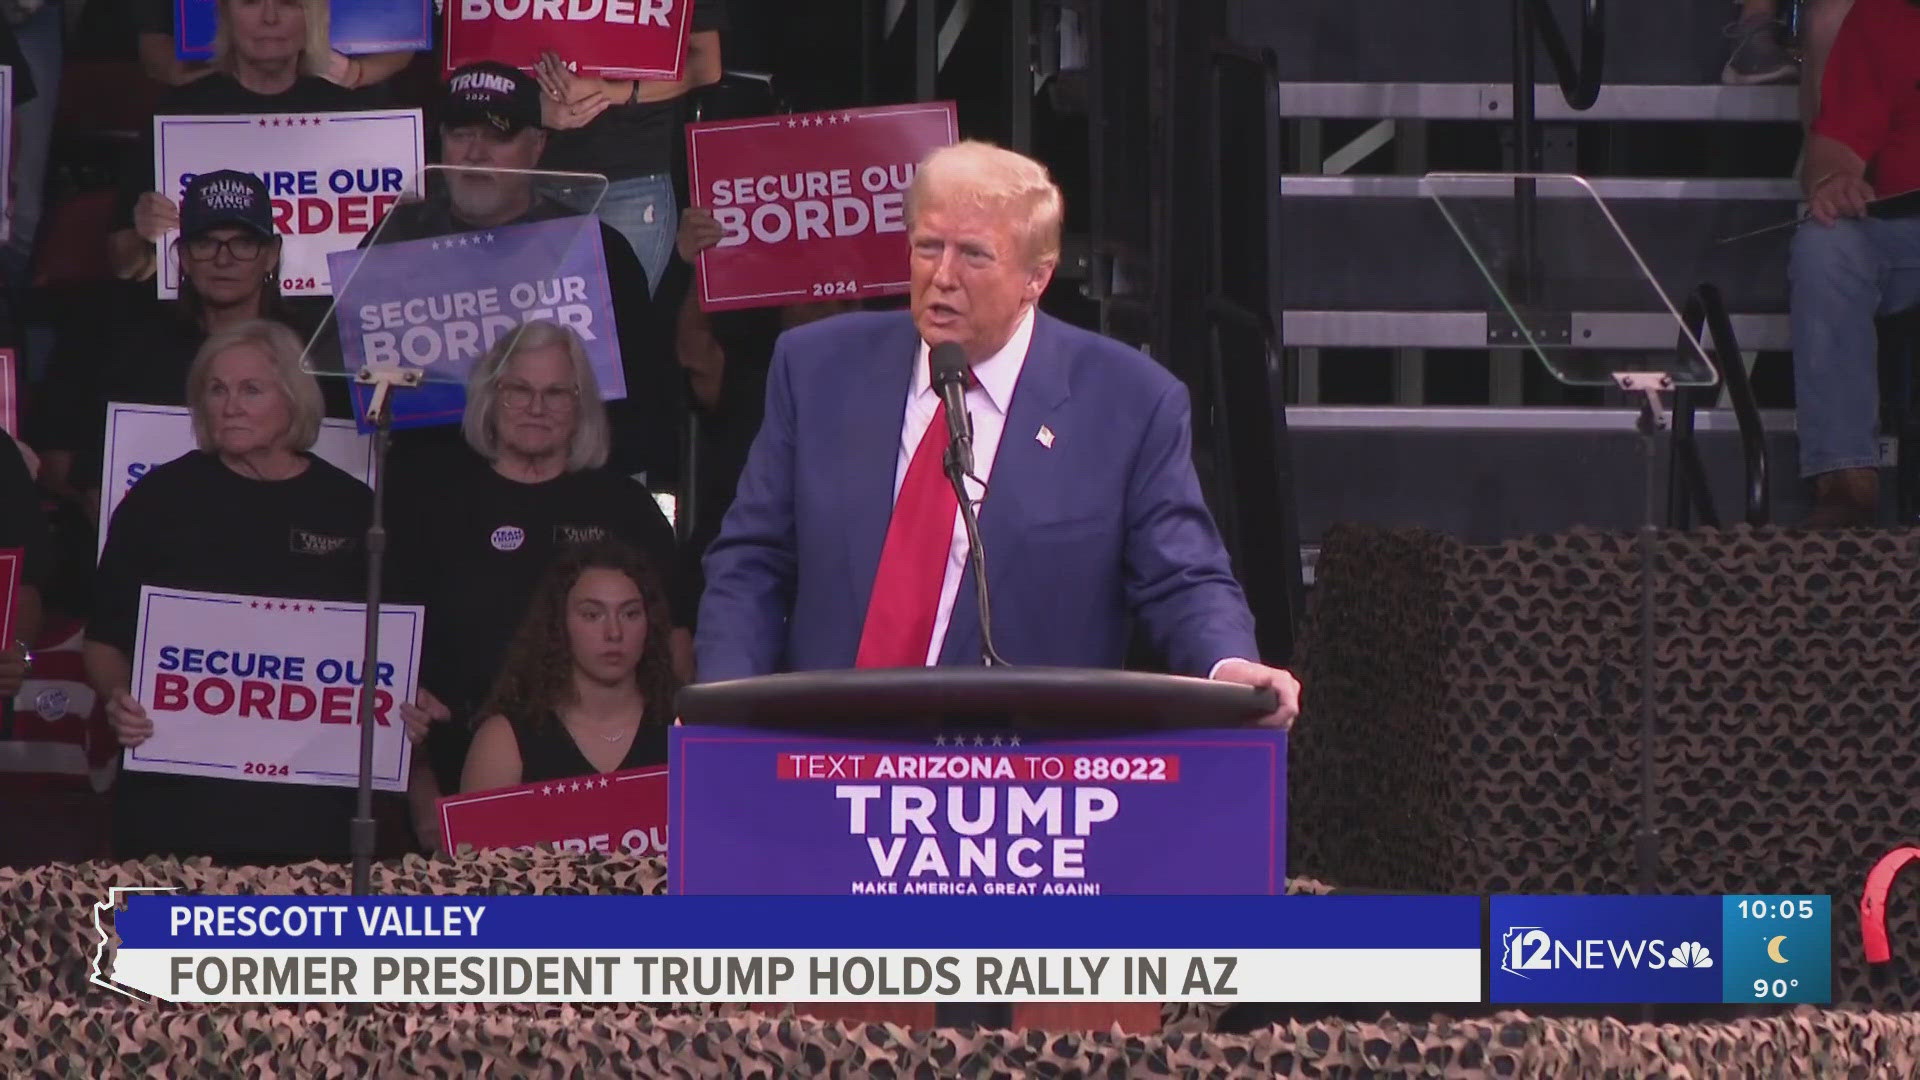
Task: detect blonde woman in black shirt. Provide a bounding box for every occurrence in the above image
[87,319,430,862]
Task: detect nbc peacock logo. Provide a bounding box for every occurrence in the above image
[1669,941,1714,969]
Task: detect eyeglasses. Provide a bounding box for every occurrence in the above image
[184,234,268,262]
[498,380,580,412]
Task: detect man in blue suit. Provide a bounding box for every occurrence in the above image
[696,141,1300,727]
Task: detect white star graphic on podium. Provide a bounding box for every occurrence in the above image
[934,734,946,746]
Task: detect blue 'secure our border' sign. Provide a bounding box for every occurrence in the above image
[174,0,432,62]
[118,895,1481,950]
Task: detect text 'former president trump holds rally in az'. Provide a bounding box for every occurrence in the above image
[694,140,1301,728]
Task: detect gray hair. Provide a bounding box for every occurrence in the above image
[212,0,332,78]
[187,319,326,453]
[906,140,1065,266]
[462,320,610,472]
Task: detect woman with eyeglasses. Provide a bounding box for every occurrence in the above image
[34,170,312,527]
[385,320,688,851]
[110,0,397,282]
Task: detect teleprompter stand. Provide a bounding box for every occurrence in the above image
[1423,172,1725,900]
[349,366,422,896]
[677,666,1277,1032]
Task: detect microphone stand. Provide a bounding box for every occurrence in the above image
[941,434,1013,1034]
[945,444,1007,668]
[350,366,422,896]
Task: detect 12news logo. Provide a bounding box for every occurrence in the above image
[1501,927,1715,979]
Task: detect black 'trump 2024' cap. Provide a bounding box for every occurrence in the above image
[443,61,544,133]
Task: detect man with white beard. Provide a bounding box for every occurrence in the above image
[373,61,682,487]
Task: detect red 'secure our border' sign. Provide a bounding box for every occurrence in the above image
[444,0,693,81]
[687,102,959,312]
[439,766,669,856]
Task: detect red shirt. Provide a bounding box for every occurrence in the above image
[1814,0,1920,197]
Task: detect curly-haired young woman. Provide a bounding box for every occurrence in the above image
[459,541,679,791]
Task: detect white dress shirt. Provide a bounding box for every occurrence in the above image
[894,306,1037,665]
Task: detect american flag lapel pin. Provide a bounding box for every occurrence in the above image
[1036,425,1055,449]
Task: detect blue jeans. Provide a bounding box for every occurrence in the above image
[1790,216,1920,478]
[595,173,677,297]
[4,1,62,283]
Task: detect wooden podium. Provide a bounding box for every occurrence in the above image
[675,666,1278,1033]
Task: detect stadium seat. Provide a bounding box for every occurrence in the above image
[29,189,115,288]
[52,60,160,141]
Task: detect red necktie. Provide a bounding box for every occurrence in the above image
[856,393,963,668]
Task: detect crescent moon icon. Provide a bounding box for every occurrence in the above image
[1767,936,1789,964]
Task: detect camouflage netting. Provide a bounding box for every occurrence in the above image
[1292,524,1920,1010]
[13,991,1920,1076]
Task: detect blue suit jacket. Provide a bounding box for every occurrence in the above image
[695,310,1258,680]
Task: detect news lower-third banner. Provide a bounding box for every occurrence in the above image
[106,895,1482,1004]
[97,893,1834,1006]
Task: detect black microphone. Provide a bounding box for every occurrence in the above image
[929,341,974,477]
[926,340,1006,666]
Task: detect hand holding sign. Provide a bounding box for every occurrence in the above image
[134,192,180,244]
[397,690,450,746]
[108,689,154,747]
[675,206,724,263]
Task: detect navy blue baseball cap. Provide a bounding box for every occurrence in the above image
[180,169,274,239]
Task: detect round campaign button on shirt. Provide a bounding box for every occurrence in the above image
[35,688,70,722]
[490,526,526,552]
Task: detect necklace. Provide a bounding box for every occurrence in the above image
[568,716,637,743]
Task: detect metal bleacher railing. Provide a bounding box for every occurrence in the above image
[1264,0,1802,545]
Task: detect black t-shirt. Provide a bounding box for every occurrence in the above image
[506,712,667,783]
[387,446,681,791]
[119,73,387,230]
[92,450,374,860]
[371,197,683,485]
[136,0,175,34]
[34,305,203,471]
[34,303,343,478]
[537,0,728,180]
